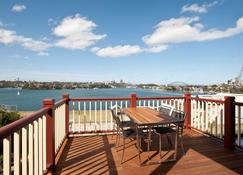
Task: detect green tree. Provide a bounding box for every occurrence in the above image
[0,110,20,127]
[0,110,20,166]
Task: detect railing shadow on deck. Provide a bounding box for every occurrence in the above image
[54,136,118,175]
[150,130,243,175]
[54,130,243,175]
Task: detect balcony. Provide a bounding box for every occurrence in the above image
[0,93,243,175]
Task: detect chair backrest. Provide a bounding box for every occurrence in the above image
[158,104,174,116]
[170,110,186,135]
[110,105,125,129]
[171,110,186,121]
[110,104,121,114]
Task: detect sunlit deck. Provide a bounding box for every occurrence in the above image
[1,93,243,175]
[55,130,243,175]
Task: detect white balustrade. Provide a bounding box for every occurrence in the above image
[191,99,225,139]
[70,98,184,133]
[2,115,47,175]
[54,103,66,153]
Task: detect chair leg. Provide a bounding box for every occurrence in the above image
[112,123,116,139]
[159,135,162,158]
[116,134,120,150]
[115,128,119,147]
[166,135,173,148]
[137,137,141,165]
[180,136,185,155]
[121,138,125,164]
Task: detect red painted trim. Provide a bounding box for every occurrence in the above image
[190,97,224,104]
[236,144,243,151]
[130,93,137,108]
[137,96,184,100]
[235,102,243,106]
[224,96,235,150]
[55,133,68,157]
[191,127,224,143]
[71,97,130,101]
[43,99,55,172]
[0,107,49,140]
[71,96,184,102]
[54,99,66,109]
[184,93,191,130]
[69,130,114,134]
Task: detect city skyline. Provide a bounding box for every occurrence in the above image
[0,0,243,84]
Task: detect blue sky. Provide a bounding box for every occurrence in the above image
[0,0,243,85]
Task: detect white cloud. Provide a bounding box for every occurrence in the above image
[37,52,49,56]
[181,1,218,14]
[11,4,26,12]
[143,16,243,46]
[0,28,51,53]
[91,44,168,57]
[145,45,168,53]
[53,14,106,50]
[91,45,143,58]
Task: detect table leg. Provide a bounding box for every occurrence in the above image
[136,126,141,165]
[147,126,152,160]
[174,124,179,160]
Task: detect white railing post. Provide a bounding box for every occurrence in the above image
[3,136,11,175]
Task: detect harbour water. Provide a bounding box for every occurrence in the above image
[0,88,188,111]
[0,88,242,145]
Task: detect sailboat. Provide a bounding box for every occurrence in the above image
[17,91,20,96]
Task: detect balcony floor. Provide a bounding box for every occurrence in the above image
[54,130,243,175]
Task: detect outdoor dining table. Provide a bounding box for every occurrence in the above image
[122,107,184,164]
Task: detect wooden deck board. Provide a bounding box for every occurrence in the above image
[54,130,243,175]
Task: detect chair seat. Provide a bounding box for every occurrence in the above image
[121,120,135,127]
[122,128,146,138]
[153,127,175,135]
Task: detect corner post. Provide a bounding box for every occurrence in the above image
[184,93,191,130]
[43,99,55,172]
[62,94,70,137]
[130,93,137,108]
[224,96,235,150]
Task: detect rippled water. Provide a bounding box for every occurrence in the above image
[0,88,188,110]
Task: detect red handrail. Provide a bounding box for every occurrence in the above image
[54,99,66,108]
[235,102,243,106]
[0,107,49,140]
[71,97,130,101]
[71,96,184,102]
[190,97,224,104]
[137,96,184,100]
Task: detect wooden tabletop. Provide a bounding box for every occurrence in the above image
[123,107,184,126]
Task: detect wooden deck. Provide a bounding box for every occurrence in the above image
[55,130,243,175]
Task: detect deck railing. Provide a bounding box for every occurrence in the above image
[0,95,69,175]
[190,97,225,139]
[69,94,184,133]
[235,102,243,149]
[0,92,242,174]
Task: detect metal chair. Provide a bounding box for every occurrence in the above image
[111,108,146,165]
[153,108,186,157]
[110,105,135,144]
[157,103,174,116]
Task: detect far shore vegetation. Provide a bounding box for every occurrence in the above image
[0,80,243,94]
